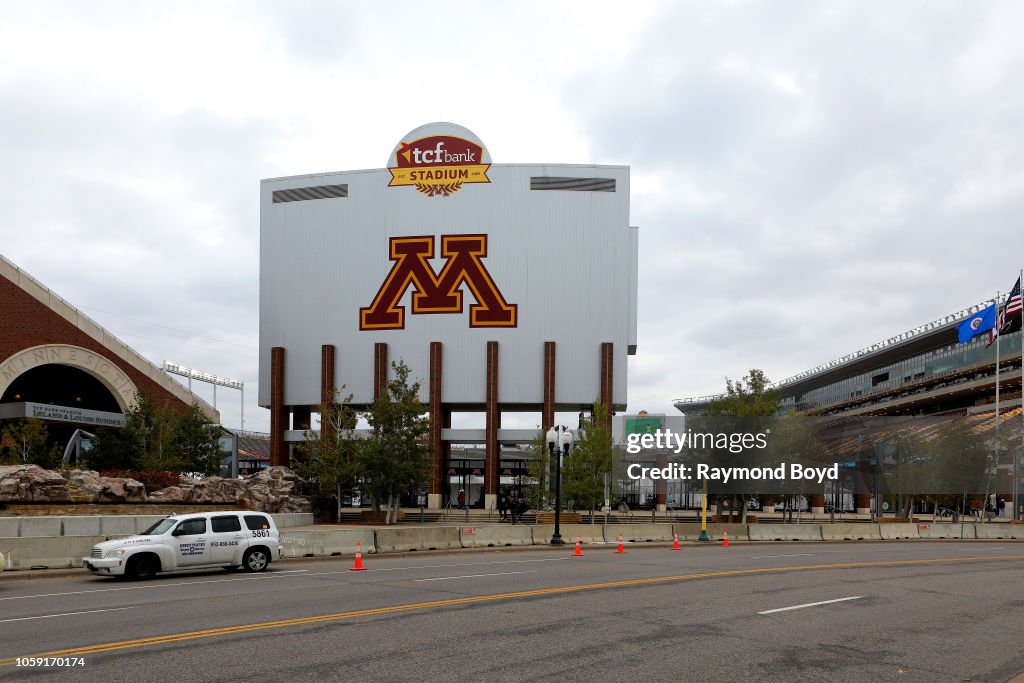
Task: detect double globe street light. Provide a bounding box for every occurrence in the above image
[546,425,574,545]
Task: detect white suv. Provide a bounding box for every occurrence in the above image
[84,512,281,580]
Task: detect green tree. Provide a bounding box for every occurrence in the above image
[298,390,362,522]
[86,407,147,471]
[87,391,183,472]
[524,431,551,512]
[704,369,781,522]
[563,403,618,522]
[0,419,59,468]
[706,369,778,417]
[359,361,432,524]
[139,398,180,471]
[170,402,221,475]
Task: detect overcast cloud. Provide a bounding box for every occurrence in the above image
[2,1,1023,431]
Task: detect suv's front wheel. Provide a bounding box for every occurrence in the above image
[126,554,159,580]
[242,547,269,573]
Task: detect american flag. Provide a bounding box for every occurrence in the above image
[989,276,1022,345]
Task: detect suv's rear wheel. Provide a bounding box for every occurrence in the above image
[127,554,159,580]
[243,547,269,573]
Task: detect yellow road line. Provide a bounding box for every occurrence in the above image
[1,554,1020,666]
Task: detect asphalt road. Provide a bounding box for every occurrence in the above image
[1,541,1023,682]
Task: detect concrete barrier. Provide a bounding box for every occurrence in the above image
[607,524,675,543]
[460,525,534,548]
[748,524,823,542]
[316,529,376,555]
[674,523,748,542]
[0,535,105,570]
[551,524,604,544]
[271,513,315,528]
[375,526,460,552]
[821,523,882,541]
[531,525,554,545]
[916,523,974,539]
[672,523,705,541]
[135,515,167,533]
[18,517,63,538]
[279,529,375,558]
[98,516,140,537]
[61,516,102,536]
[278,530,319,558]
[974,524,1024,540]
[0,518,20,538]
[878,523,920,540]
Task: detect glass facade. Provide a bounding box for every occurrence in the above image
[778,329,1021,412]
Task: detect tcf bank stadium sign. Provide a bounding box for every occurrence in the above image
[365,124,515,330]
[388,134,490,197]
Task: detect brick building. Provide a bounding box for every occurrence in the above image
[0,253,217,459]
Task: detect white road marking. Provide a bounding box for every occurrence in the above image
[758,596,864,615]
[750,553,815,559]
[0,574,290,602]
[0,558,568,602]
[0,607,136,624]
[414,571,536,582]
[362,557,569,573]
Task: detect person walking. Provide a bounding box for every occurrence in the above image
[457,489,466,510]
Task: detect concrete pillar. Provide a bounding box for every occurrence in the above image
[270,347,287,467]
[485,341,500,510]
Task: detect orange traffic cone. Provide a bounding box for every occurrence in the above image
[721,531,730,547]
[573,538,584,556]
[672,532,681,551]
[616,532,626,554]
[350,540,367,571]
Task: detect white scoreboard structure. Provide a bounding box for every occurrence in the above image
[259,122,638,508]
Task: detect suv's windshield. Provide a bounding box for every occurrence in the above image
[140,519,177,535]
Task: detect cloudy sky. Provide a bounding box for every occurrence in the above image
[3,1,1023,432]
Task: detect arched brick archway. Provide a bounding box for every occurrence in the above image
[0,344,138,412]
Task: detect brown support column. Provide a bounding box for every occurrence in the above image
[542,341,555,430]
[485,341,500,503]
[429,342,444,498]
[320,344,336,405]
[655,452,668,508]
[600,342,614,432]
[270,347,287,467]
[373,342,388,401]
[809,493,826,515]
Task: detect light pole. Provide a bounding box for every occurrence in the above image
[548,425,573,545]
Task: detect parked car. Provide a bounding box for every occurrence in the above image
[83,512,280,580]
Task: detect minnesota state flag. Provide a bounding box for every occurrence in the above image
[956,303,997,344]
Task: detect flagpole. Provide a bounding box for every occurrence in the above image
[1018,269,1023,521]
[993,291,1001,524]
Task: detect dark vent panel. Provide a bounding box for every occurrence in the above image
[530,177,616,192]
[272,184,348,203]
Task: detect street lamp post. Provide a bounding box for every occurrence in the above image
[548,425,573,545]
